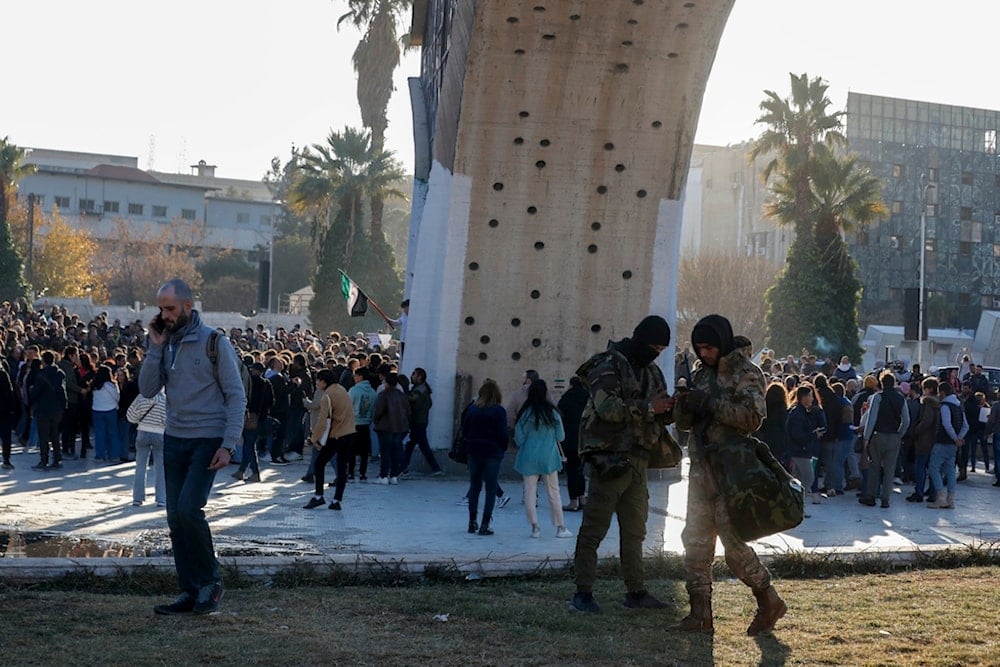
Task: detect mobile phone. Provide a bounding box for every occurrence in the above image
[151,314,165,334]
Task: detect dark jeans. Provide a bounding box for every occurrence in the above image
[314,433,355,501]
[163,434,222,594]
[564,446,586,500]
[378,431,405,479]
[913,453,933,497]
[284,409,306,455]
[78,402,92,455]
[347,424,371,478]
[403,423,441,472]
[61,404,80,455]
[467,455,501,524]
[268,413,287,460]
[240,428,260,475]
[36,413,63,465]
[0,414,12,463]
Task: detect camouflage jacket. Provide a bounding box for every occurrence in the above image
[576,342,672,458]
[675,343,766,463]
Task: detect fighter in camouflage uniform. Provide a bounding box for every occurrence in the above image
[570,316,677,614]
[672,314,786,635]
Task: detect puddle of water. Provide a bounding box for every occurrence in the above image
[1,530,152,558]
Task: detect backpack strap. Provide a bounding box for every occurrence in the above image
[207,330,222,393]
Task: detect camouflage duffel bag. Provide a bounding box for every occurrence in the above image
[703,434,805,541]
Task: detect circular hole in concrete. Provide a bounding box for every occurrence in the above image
[637,189,647,198]
[569,13,580,20]
[615,164,626,172]
[667,52,679,58]
[488,218,499,228]
[527,206,537,214]
[511,318,521,327]
[531,338,542,347]
[469,261,480,271]
[478,352,488,360]
[535,160,546,169]
[512,351,522,360]
[530,290,541,299]
[588,244,598,254]
[514,48,525,55]
[591,324,602,333]
[465,316,475,325]
[542,34,556,40]
[615,63,629,73]
[591,222,601,230]
[622,270,633,280]
[627,19,638,25]
[534,5,546,11]
[633,0,645,4]
[652,120,663,128]
[507,16,519,23]
[596,185,608,194]
[514,136,525,144]
[519,111,530,118]
[540,139,551,146]
[480,335,491,344]
[622,39,633,46]
[493,182,504,191]
[676,22,689,29]
[534,241,545,250]
[604,142,615,150]
[684,2,695,6]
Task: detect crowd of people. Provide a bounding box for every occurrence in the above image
[746,349,999,515]
[5,293,998,630]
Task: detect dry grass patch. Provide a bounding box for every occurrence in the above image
[2,568,998,665]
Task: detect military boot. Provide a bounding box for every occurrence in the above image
[673,593,713,634]
[746,586,787,636]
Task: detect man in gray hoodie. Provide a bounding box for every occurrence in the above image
[139,279,246,615]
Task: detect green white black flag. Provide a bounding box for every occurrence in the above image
[341,273,368,317]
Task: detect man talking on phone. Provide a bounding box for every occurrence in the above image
[139,278,246,615]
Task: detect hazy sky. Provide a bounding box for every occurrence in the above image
[6,1,1000,182]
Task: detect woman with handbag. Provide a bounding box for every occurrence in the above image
[514,380,573,539]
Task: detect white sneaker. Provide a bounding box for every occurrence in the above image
[497,494,512,509]
[286,452,304,462]
[377,477,389,485]
[530,525,541,538]
[388,476,399,485]
[556,528,574,538]
[456,497,469,506]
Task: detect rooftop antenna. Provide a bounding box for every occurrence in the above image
[147,134,156,170]
[177,136,187,174]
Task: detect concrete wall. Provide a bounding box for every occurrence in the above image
[406,0,735,448]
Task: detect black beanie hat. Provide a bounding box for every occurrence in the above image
[632,315,671,347]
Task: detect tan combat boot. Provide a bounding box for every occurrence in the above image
[673,593,713,634]
[747,586,787,636]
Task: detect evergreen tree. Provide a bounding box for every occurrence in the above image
[0,137,31,302]
[289,127,406,334]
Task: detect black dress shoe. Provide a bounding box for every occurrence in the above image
[302,497,325,509]
[468,520,478,534]
[858,496,876,506]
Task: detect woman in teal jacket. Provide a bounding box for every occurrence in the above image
[514,380,573,539]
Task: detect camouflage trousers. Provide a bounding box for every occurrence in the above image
[574,456,649,593]
[681,460,771,597]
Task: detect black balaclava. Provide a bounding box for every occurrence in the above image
[624,315,671,367]
[691,314,735,364]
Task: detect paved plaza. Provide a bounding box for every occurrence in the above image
[2,442,999,577]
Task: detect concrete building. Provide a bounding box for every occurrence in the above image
[845,92,1000,331]
[17,148,280,266]
[404,0,734,448]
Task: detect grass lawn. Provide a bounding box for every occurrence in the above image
[2,566,997,665]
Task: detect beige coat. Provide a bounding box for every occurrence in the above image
[309,383,356,446]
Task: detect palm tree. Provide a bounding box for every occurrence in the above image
[750,73,846,241]
[289,126,406,332]
[0,137,33,300]
[763,150,887,358]
[337,0,413,237]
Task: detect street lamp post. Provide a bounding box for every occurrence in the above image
[918,179,937,370]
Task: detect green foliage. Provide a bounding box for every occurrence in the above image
[754,75,886,361]
[0,138,31,302]
[197,250,256,284]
